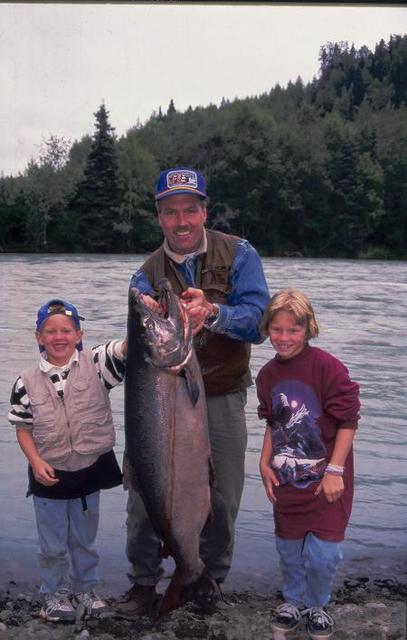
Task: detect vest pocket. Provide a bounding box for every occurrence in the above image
[33,430,57,448]
[201,266,231,294]
[30,391,56,433]
[76,413,115,454]
[202,284,230,302]
[71,378,111,413]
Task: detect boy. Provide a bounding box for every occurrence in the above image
[257,289,360,639]
[8,299,125,622]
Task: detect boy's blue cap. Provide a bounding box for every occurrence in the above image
[36,299,84,331]
[36,299,84,353]
[155,167,207,201]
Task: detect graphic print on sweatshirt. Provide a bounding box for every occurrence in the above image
[271,380,326,488]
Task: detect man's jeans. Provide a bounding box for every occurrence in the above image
[276,532,343,608]
[125,390,248,586]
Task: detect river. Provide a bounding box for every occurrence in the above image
[0,254,406,596]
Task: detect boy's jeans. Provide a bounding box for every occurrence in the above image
[276,532,343,608]
[33,491,100,594]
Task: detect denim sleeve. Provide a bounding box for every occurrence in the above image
[128,244,270,344]
[129,269,155,295]
[215,240,270,344]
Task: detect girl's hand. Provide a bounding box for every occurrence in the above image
[315,473,344,503]
[260,463,280,504]
[31,460,59,486]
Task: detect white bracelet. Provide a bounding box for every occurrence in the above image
[325,463,344,476]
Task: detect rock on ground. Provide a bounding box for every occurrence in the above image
[0,578,406,640]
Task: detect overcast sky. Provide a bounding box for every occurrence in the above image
[1,2,406,176]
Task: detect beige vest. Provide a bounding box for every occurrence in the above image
[21,349,115,466]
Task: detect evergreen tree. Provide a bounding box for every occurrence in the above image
[115,131,160,251]
[70,103,119,251]
[0,176,28,251]
[167,99,176,116]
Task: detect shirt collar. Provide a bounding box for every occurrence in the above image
[163,229,207,264]
[39,349,79,374]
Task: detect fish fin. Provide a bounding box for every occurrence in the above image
[182,364,200,406]
[122,452,138,492]
[157,567,211,617]
[209,455,217,488]
[121,453,131,491]
[192,572,220,613]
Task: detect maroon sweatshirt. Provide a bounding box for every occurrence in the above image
[256,345,360,542]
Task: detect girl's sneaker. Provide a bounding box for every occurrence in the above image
[304,607,334,639]
[271,602,303,632]
[40,589,76,622]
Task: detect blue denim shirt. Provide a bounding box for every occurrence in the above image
[129,238,270,344]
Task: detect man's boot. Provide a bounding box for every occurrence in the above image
[116,584,158,616]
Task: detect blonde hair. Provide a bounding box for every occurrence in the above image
[260,289,319,340]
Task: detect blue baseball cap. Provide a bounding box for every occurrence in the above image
[155,167,207,201]
[36,299,84,331]
[36,299,84,352]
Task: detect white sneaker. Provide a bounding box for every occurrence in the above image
[304,606,334,639]
[40,589,76,622]
[74,589,109,617]
[271,602,303,632]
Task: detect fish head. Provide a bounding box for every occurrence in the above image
[128,279,192,368]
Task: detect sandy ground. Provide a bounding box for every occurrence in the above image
[0,576,406,640]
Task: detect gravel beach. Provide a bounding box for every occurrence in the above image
[1,576,406,640]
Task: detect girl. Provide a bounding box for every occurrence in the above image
[256,289,360,639]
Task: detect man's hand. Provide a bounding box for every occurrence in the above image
[180,288,217,335]
[140,294,161,314]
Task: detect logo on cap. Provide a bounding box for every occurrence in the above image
[167,170,198,190]
[155,167,207,200]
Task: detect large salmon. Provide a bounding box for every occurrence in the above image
[124,279,213,614]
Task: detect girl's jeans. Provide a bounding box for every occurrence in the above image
[276,532,342,608]
[33,491,100,594]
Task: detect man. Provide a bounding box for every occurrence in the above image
[118,167,269,614]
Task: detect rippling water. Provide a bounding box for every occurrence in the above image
[1,254,406,595]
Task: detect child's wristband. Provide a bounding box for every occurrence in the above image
[325,463,344,476]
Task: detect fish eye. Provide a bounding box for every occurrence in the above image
[144,317,155,332]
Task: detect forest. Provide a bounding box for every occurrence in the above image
[1,35,406,259]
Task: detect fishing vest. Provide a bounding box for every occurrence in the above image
[141,229,252,395]
[20,349,116,467]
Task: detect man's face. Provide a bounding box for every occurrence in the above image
[157,194,207,255]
